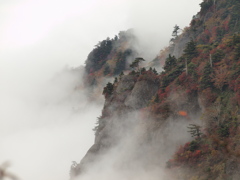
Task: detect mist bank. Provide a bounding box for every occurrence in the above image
[0,66,103,180]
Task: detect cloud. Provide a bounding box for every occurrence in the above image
[0,67,103,180]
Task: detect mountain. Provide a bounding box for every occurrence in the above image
[71,0,240,179]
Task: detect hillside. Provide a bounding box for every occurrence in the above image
[83,29,140,99]
[71,0,240,179]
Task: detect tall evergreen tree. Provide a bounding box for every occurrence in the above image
[200,62,213,89]
[164,55,177,72]
[183,40,198,62]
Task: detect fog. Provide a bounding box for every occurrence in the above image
[1,0,201,180]
[73,111,197,180]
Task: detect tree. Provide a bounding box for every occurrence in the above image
[129,57,145,71]
[140,67,146,74]
[183,40,198,61]
[211,63,229,91]
[153,68,158,75]
[103,82,114,97]
[200,62,213,89]
[114,77,118,84]
[119,71,124,80]
[172,24,180,38]
[187,124,202,138]
[163,55,177,71]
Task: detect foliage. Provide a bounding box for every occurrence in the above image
[183,40,198,61]
[85,37,113,73]
[187,124,203,138]
[172,24,180,37]
[200,62,213,89]
[102,82,114,97]
[163,55,177,72]
[129,57,145,71]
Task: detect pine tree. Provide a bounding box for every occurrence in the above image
[200,62,213,89]
[153,68,158,75]
[114,77,118,84]
[187,124,202,138]
[183,40,198,61]
[129,57,145,71]
[103,82,114,97]
[164,55,177,72]
[172,24,180,38]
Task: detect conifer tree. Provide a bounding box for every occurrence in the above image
[172,25,180,38]
[114,77,118,84]
[164,55,177,72]
[103,82,114,97]
[129,57,145,71]
[187,124,202,138]
[200,62,213,89]
[183,40,198,61]
[153,68,158,75]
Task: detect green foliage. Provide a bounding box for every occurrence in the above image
[200,62,213,89]
[164,55,177,72]
[188,62,198,79]
[140,67,146,74]
[228,0,240,31]
[172,24,180,38]
[85,38,113,73]
[189,140,199,152]
[212,49,224,63]
[114,77,118,84]
[183,40,198,61]
[129,57,145,71]
[200,0,213,15]
[114,49,133,75]
[162,65,184,88]
[103,82,114,97]
[218,122,230,137]
[152,68,158,75]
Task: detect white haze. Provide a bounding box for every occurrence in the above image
[0,0,201,180]
[74,112,196,180]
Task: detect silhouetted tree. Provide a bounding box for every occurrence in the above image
[103,82,114,97]
[172,24,180,38]
[153,68,158,75]
[187,124,202,138]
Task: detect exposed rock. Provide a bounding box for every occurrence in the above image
[125,80,159,109]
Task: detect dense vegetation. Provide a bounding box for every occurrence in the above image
[84,29,138,87]
[76,0,240,179]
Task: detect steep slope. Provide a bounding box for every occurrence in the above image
[72,0,240,179]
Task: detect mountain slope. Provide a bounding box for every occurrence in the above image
[71,0,240,179]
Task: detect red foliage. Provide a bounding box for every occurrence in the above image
[178,72,187,83]
[157,89,167,101]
